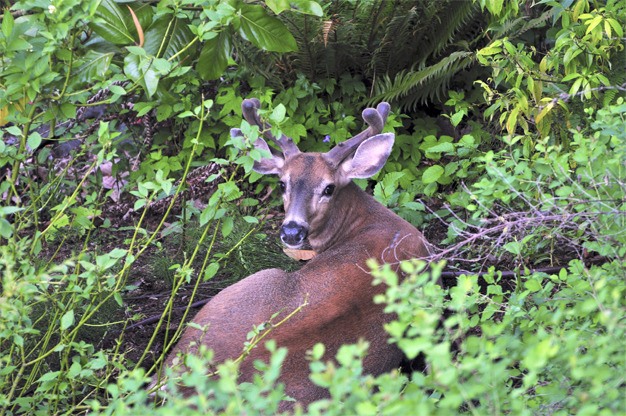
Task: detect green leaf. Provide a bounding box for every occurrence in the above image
[7,37,30,52]
[222,216,234,238]
[204,262,220,281]
[6,126,21,136]
[506,108,519,134]
[238,4,297,52]
[134,102,155,117]
[561,72,581,82]
[144,16,194,60]
[109,248,128,259]
[38,371,61,383]
[0,218,13,239]
[266,0,323,16]
[13,334,23,347]
[27,132,42,150]
[90,0,135,45]
[243,215,259,224]
[89,355,108,370]
[585,15,602,35]
[270,104,286,123]
[503,241,522,256]
[60,103,77,119]
[2,9,14,39]
[76,50,115,84]
[109,84,126,95]
[0,206,23,216]
[522,338,558,371]
[524,278,542,292]
[114,292,123,306]
[535,102,554,125]
[486,0,504,16]
[607,18,624,37]
[450,111,464,127]
[426,142,455,153]
[60,310,75,331]
[124,53,159,97]
[68,361,82,378]
[422,165,444,184]
[477,44,502,56]
[198,31,232,80]
[126,45,146,56]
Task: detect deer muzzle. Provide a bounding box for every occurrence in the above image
[280,221,309,248]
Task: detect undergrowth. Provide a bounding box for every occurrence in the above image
[1,0,625,414]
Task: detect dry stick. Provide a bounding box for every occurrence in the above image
[439,255,608,279]
[121,298,213,332]
[418,193,624,274]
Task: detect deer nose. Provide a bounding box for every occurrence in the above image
[280,221,308,247]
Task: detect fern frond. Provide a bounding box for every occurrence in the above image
[418,1,479,62]
[368,51,474,109]
[489,16,527,39]
[490,8,554,40]
[370,1,481,76]
[233,38,281,85]
[369,6,418,75]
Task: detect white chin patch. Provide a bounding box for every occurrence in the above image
[282,241,304,249]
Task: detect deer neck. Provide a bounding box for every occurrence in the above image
[307,182,376,253]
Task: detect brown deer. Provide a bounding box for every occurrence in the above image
[159,99,429,409]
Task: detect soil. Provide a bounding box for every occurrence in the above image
[45,198,302,373]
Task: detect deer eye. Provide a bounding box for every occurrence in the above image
[322,184,335,197]
[278,181,286,193]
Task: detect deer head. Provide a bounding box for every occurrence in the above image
[233,99,393,250]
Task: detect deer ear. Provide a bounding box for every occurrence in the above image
[341,133,394,179]
[251,137,284,175]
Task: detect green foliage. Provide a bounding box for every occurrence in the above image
[96,342,289,415]
[368,257,625,415]
[2,0,626,414]
[370,51,476,110]
[474,0,626,141]
[0,238,122,414]
[465,98,626,218]
[151,213,298,287]
[276,0,487,109]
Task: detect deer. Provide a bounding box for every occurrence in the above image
[158,98,429,410]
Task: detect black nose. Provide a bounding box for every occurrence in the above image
[280,221,308,247]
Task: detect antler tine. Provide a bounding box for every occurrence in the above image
[326,102,391,164]
[241,98,300,157]
[376,102,390,121]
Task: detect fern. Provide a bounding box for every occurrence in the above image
[416,1,479,63]
[369,6,418,75]
[233,37,283,85]
[490,8,555,40]
[368,51,474,110]
[274,1,488,106]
